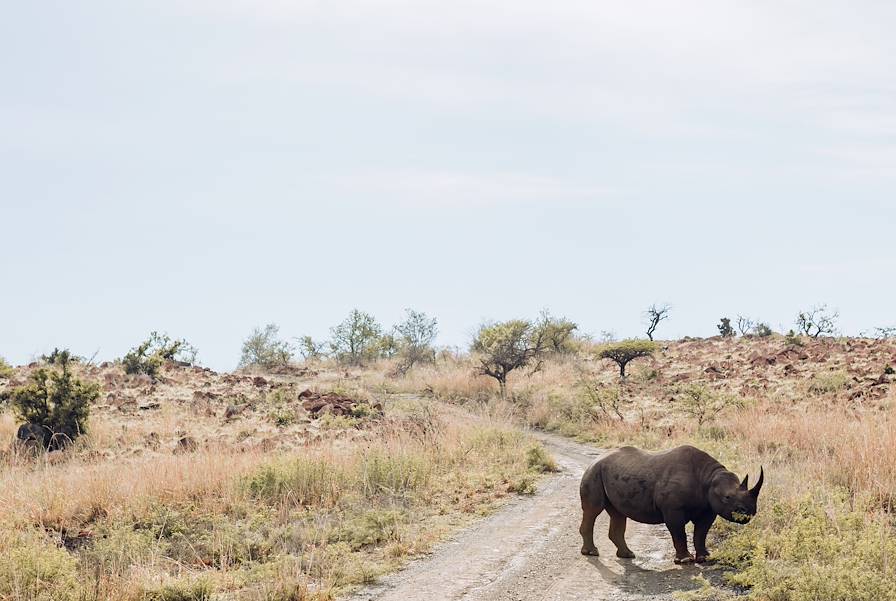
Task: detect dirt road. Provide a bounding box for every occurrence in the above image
[346,431,724,601]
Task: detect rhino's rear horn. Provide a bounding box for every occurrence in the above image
[739,474,749,490]
[750,466,764,496]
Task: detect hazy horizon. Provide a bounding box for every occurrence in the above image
[3,1,895,370]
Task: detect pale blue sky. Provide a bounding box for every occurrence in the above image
[2,1,894,370]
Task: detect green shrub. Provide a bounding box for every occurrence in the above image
[138,579,212,601]
[8,352,99,449]
[717,317,735,337]
[753,322,773,337]
[716,494,896,601]
[808,371,851,395]
[40,347,84,365]
[0,356,13,379]
[675,384,743,426]
[784,329,804,346]
[123,332,196,376]
[0,530,79,601]
[329,509,404,550]
[526,444,558,472]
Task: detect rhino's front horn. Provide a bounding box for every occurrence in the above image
[750,466,764,496]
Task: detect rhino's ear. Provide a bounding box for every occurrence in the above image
[739,474,749,490]
[750,467,764,497]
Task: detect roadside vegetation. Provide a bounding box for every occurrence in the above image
[2,304,894,599]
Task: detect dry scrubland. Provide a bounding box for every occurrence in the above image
[377,335,896,601]
[2,335,896,600]
[0,363,554,601]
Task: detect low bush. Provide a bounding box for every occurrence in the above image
[0,356,13,379]
[675,384,744,426]
[715,493,896,601]
[808,371,850,395]
[8,351,99,449]
[123,332,196,376]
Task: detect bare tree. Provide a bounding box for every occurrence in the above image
[795,305,840,338]
[644,304,671,341]
[736,315,755,336]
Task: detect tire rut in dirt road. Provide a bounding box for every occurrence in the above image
[346,431,724,601]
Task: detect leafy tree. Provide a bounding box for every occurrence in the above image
[376,333,400,359]
[753,322,773,337]
[718,317,735,338]
[535,310,578,354]
[471,319,546,397]
[240,324,293,368]
[296,335,327,361]
[795,304,839,338]
[644,304,671,341]
[329,309,383,365]
[8,350,99,450]
[123,332,197,376]
[393,308,438,375]
[598,340,658,378]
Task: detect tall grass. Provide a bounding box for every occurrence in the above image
[0,402,549,600]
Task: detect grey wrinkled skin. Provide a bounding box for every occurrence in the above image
[580,445,763,564]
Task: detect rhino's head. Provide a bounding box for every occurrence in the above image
[710,467,764,523]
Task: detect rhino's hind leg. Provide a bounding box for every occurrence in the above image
[579,467,605,556]
[579,506,601,556]
[606,506,635,558]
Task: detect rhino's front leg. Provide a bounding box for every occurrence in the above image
[664,512,694,564]
[693,512,716,563]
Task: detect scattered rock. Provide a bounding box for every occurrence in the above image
[174,436,198,454]
[252,376,268,387]
[298,390,383,418]
[225,404,245,419]
[138,402,161,411]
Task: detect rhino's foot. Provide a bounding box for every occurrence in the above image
[581,546,600,557]
[616,549,635,559]
[695,554,711,564]
[674,554,695,565]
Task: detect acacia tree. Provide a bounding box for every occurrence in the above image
[644,304,671,341]
[471,319,546,397]
[795,305,839,338]
[330,309,383,365]
[598,340,657,378]
[392,308,438,375]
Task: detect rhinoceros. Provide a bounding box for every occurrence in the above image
[579,445,763,564]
